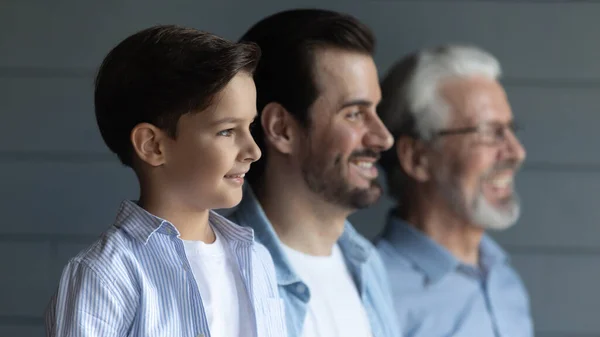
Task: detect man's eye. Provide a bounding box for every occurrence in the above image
[494,126,505,138]
[346,111,362,120]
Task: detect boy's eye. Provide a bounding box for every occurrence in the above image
[217,129,234,137]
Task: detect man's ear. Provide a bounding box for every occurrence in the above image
[130,123,168,167]
[395,136,432,182]
[261,102,301,155]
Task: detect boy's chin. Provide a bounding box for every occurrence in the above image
[211,190,243,210]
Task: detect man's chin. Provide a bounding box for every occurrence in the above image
[348,184,382,209]
[346,179,377,190]
[471,198,521,231]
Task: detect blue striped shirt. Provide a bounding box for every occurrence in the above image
[45,200,287,337]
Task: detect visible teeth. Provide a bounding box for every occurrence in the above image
[491,176,512,188]
[226,173,245,178]
[353,161,373,169]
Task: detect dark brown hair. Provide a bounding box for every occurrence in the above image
[95,24,260,167]
[239,9,375,188]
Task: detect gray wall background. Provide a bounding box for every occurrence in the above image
[1,1,598,336]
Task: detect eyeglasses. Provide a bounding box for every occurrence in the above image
[433,121,521,146]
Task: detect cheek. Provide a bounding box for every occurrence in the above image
[322,124,362,156]
[459,150,497,193]
[183,141,236,181]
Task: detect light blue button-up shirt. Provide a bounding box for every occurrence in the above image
[376,216,533,337]
[45,200,287,337]
[228,188,402,337]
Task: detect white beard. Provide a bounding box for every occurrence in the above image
[435,167,521,231]
[469,183,520,231]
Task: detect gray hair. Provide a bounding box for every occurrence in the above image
[378,45,501,201]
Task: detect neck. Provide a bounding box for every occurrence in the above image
[403,195,483,266]
[138,180,215,243]
[256,167,350,256]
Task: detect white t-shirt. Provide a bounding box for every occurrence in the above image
[282,243,373,337]
[183,229,255,337]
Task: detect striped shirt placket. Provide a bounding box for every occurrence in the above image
[170,231,212,337]
[231,240,258,336]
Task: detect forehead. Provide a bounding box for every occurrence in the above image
[206,73,256,116]
[311,48,381,104]
[439,75,512,126]
[183,72,257,126]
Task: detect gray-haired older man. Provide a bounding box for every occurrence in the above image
[375,45,534,337]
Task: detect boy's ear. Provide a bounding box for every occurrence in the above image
[261,102,298,155]
[396,136,432,182]
[130,123,168,167]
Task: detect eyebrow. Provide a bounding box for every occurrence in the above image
[338,99,374,110]
[477,118,515,126]
[210,114,258,126]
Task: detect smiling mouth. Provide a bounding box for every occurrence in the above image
[350,159,378,180]
[224,173,246,179]
[352,160,373,169]
[482,174,515,202]
[490,175,512,189]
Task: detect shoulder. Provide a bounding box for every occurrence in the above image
[375,236,415,272]
[53,228,142,315]
[343,222,389,276]
[67,226,142,290]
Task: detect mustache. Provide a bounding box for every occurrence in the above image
[349,149,380,161]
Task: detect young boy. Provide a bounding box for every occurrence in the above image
[44,25,286,337]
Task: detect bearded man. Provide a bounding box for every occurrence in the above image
[375,45,534,337]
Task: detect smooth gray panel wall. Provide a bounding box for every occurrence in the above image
[2,1,599,336]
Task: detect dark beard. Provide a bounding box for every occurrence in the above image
[301,149,382,210]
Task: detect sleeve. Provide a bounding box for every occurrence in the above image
[45,260,126,337]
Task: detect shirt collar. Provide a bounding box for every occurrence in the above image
[382,214,508,284]
[233,187,374,286]
[116,200,254,245]
[338,221,373,265]
[233,188,300,286]
[479,232,509,268]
